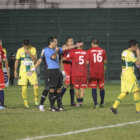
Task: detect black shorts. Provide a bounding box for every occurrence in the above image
[47,69,63,89]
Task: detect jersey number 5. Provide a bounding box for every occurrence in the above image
[79,56,84,65]
[93,53,102,63]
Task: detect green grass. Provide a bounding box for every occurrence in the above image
[0,84,140,140]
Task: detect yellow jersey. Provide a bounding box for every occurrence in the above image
[16,46,37,73]
[121,49,137,73]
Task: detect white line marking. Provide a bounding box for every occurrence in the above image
[19,120,140,140]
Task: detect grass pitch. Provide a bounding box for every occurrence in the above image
[0,84,140,140]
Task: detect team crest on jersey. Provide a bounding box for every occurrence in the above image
[21,53,25,55]
[122,51,127,56]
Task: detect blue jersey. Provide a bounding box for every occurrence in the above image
[44,47,63,69]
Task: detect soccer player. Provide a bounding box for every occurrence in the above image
[30,37,82,112]
[14,40,39,109]
[60,37,76,106]
[111,40,140,114]
[0,44,10,110]
[88,38,107,108]
[64,41,88,106]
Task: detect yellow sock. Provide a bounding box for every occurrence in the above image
[113,92,127,109]
[22,86,28,106]
[34,86,38,102]
[133,92,140,112]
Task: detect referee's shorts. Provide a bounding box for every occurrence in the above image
[46,69,63,89]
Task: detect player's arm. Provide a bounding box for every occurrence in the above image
[30,48,45,72]
[103,50,107,71]
[62,42,83,51]
[34,58,42,69]
[4,60,10,79]
[14,59,19,78]
[51,47,59,60]
[14,49,20,78]
[3,58,10,78]
[25,47,37,63]
[136,47,140,65]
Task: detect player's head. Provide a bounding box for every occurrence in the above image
[48,36,58,48]
[23,40,30,48]
[77,41,84,49]
[0,39,2,46]
[66,37,74,46]
[128,39,138,52]
[91,38,99,47]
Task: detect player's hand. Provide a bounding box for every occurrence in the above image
[14,71,18,79]
[55,47,60,52]
[24,47,30,55]
[62,71,66,76]
[76,42,84,48]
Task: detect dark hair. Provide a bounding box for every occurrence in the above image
[23,40,30,45]
[66,37,73,42]
[92,38,99,45]
[128,40,138,48]
[48,36,57,45]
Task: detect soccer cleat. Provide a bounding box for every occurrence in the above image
[71,102,76,106]
[94,104,99,109]
[35,101,39,106]
[110,107,118,114]
[50,108,56,112]
[0,106,6,110]
[38,105,45,112]
[58,107,64,111]
[76,103,82,107]
[25,105,29,109]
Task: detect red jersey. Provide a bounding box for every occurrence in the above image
[0,46,6,69]
[62,49,75,75]
[66,49,88,77]
[88,46,107,78]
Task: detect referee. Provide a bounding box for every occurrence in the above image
[32,37,82,112]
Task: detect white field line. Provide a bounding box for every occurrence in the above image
[19,120,140,140]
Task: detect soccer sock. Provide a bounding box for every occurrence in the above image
[70,89,75,103]
[133,93,140,112]
[60,87,67,97]
[40,89,49,105]
[0,90,4,106]
[77,98,80,103]
[80,98,83,103]
[34,86,38,102]
[79,98,83,104]
[92,89,97,105]
[56,93,62,108]
[22,86,28,106]
[49,92,56,108]
[113,92,127,109]
[100,89,105,104]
